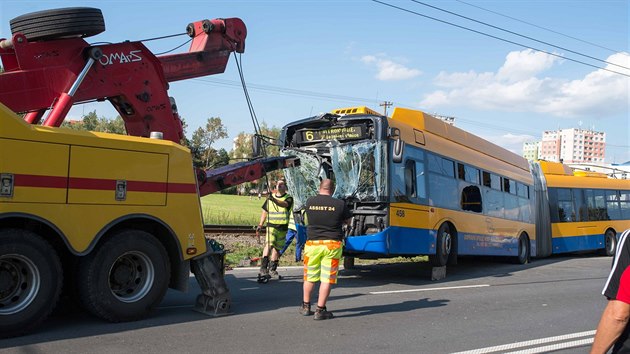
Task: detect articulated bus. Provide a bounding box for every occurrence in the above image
[533,161,630,257]
[279,106,630,267]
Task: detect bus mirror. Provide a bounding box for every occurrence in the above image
[388,127,400,139]
[393,136,404,163]
[252,135,263,158]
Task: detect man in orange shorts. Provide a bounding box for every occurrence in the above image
[300,179,351,320]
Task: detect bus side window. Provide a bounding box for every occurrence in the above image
[620,191,630,219]
[405,160,416,198]
[461,185,482,213]
[557,188,575,222]
[606,190,621,220]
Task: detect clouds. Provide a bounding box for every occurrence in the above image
[478,133,538,155]
[361,55,421,81]
[421,49,630,118]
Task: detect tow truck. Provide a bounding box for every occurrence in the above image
[0,7,296,337]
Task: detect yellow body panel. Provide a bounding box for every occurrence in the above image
[0,138,69,203]
[0,103,206,258]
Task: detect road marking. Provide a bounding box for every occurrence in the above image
[452,330,595,354]
[504,338,593,354]
[369,284,490,295]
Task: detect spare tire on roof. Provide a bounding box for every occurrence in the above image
[10,7,105,41]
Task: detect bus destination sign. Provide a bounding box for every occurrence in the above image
[298,125,367,143]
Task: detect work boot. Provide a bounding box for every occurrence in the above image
[269,260,279,278]
[259,256,270,276]
[314,306,333,320]
[299,302,313,316]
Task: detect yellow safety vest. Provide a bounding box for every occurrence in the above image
[267,193,290,225]
[288,210,296,231]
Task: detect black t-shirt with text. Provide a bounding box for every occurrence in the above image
[305,194,351,241]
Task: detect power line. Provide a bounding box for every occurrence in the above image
[371,0,630,78]
[410,0,630,71]
[455,0,626,55]
[189,78,630,149]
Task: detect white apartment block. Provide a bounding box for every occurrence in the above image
[539,128,606,164]
[522,141,541,161]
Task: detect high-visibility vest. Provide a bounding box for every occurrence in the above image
[267,193,290,225]
[288,210,296,231]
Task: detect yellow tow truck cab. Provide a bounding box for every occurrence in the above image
[0,103,216,336]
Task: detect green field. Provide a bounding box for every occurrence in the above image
[201,193,263,225]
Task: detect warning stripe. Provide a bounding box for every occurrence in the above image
[12,174,196,194]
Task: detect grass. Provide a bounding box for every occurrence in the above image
[201,194,263,225]
[201,194,428,267]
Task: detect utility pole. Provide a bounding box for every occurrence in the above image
[379,101,393,116]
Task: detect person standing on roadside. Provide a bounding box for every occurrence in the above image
[256,180,293,279]
[299,179,351,320]
[591,229,630,354]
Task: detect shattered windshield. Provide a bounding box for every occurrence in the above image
[282,150,326,210]
[282,141,387,210]
[331,141,387,201]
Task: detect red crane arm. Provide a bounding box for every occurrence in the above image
[0,17,247,143]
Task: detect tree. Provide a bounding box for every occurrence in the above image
[60,111,126,134]
[186,117,228,169]
[229,122,284,193]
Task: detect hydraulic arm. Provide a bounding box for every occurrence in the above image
[0,17,246,143]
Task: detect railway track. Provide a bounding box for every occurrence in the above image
[203,224,257,234]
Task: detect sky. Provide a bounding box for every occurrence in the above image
[1,0,628,163]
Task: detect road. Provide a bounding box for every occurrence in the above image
[0,255,611,353]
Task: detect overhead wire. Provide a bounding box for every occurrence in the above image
[188,78,630,149]
[410,0,630,71]
[371,0,630,78]
[454,0,626,55]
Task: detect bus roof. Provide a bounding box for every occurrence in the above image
[332,106,381,116]
[389,107,531,172]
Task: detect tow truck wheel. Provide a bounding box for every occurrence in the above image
[10,7,105,42]
[429,223,452,267]
[0,229,63,338]
[78,230,170,322]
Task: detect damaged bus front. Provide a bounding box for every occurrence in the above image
[279,107,391,266]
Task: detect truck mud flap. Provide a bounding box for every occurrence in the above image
[190,239,232,316]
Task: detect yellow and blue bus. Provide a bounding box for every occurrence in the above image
[532,161,630,257]
[280,106,536,266]
[280,106,630,266]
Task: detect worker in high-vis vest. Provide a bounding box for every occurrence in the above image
[256,180,293,278]
[279,209,306,261]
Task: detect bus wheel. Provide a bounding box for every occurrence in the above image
[343,256,355,270]
[78,230,170,322]
[0,229,63,338]
[599,229,617,257]
[430,223,452,267]
[514,234,530,265]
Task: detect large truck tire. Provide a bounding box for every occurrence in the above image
[78,230,170,322]
[10,7,105,42]
[0,229,63,338]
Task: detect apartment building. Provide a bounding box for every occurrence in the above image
[538,128,606,163]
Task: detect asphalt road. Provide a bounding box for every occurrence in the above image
[0,255,611,353]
